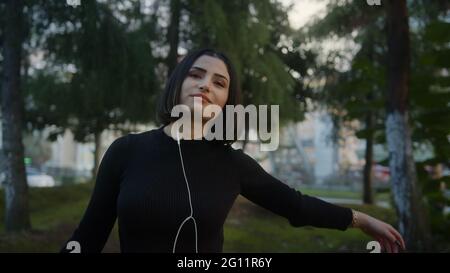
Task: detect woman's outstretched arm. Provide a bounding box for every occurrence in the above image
[232,148,405,252]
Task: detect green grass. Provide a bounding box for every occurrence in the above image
[0,183,395,253]
[0,183,94,252]
[0,182,93,231]
[223,196,396,253]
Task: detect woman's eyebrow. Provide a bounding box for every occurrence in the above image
[191,66,229,83]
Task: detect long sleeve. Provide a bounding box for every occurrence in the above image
[233,148,353,231]
[60,135,129,253]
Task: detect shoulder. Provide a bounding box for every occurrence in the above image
[104,128,159,155]
[117,127,162,148]
[102,128,161,166]
[224,145,258,166]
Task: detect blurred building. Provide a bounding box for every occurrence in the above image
[237,111,365,189]
[38,125,155,184]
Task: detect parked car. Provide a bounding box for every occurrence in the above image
[26,167,56,187]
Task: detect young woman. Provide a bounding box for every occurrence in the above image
[62,49,405,253]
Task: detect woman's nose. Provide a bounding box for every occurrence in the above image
[199,79,212,92]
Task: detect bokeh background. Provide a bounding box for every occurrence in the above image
[0,0,449,252]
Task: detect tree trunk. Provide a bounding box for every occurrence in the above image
[363,110,374,204]
[363,30,375,205]
[1,0,31,232]
[385,0,430,251]
[92,131,102,179]
[166,0,181,77]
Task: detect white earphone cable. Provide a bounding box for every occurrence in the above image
[172,130,198,253]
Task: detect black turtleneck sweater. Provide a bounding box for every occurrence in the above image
[61,126,352,253]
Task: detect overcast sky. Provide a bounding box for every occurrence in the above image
[279,0,328,29]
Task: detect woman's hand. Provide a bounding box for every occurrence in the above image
[351,210,406,253]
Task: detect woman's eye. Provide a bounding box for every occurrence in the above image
[215,82,225,88]
[189,72,201,79]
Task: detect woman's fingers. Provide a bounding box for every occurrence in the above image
[389,226,406,250]
[391,239,399,253]
[392,243,398,253]
[388,228,402,253]
[382,237,392,253]
[360,212,406,253]
[384,225,405,253]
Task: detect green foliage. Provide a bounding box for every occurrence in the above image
[23,1,160,142]
[410,16,450,248]
[305,0,449,248]
[306,0,384,40]
[300,0,389,148]
[305,0,449,162]
[416,162,450,251]
[19,0,312,141]
[185,0,309,124]
[410,18,450,162]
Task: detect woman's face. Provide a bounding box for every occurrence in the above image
[179,55,230,116]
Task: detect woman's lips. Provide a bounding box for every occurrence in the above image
[190,94,211,103]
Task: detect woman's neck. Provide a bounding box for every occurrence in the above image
[163,119,207,140]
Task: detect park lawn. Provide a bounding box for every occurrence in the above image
[0,183,395,253]
[0,182,92,252]
[223,196,396,253]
